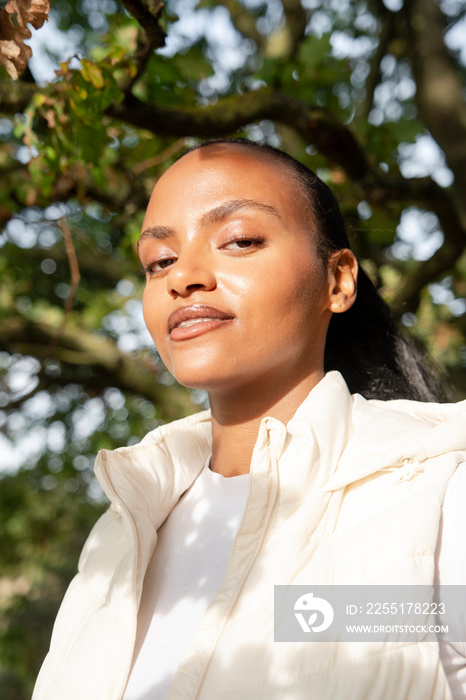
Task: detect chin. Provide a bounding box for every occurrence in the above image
[169,362,242,393]
[171,372,225,392]
[165,350,230,390]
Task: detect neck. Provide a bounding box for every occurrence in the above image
[208,369,324,477]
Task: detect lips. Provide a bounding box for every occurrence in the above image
[167,304,234,340]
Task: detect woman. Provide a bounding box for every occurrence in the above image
[33,139,466,699]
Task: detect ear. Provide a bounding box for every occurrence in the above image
[327,249,358,313]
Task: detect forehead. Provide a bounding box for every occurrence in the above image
[143,145,306,228]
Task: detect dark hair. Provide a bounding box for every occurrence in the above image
[179,138,446,402]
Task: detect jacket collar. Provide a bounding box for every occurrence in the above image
[95,410,212,530]
[95,371,466,509]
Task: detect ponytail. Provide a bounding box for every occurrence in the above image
[324,267,446,401]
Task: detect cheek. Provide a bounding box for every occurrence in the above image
[265,257,327,324]
[142,288,168,354]
[142,287,155,334]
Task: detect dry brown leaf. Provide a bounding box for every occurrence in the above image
[0,0,50,79]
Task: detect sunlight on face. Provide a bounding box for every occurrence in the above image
[139,145,334,395]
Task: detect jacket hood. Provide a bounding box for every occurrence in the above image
[324,382,466,491]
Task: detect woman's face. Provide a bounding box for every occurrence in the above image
[139,145,338,394]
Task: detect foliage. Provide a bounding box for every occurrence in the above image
[0,0,465,696]
[0,0,50,79]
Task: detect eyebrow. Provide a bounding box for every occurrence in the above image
[199,199,281,226]
[138,199,280,251]
[138,225,176,251]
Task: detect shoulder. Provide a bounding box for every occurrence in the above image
[351,391,466,459]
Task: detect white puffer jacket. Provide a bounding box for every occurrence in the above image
[33,372,466,700]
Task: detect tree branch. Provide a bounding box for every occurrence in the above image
[0,318,197,420]
[107,89,465,244]
[2,74,465,317]
[1,79,463,239]
[366,175,466,314]
[0,78,38,113]
[362,5,395,119]
[390,236,466,317]
[131,137,186,175]
[107,89,370,179]
[280,0,308,59]
[41,219,81,362]
[405,0,466,223]
[24,243,137,284]
[120,0,166,50]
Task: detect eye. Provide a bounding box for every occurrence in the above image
[222,236,265,251]
[157,257,177,269]
[142,256,177,276]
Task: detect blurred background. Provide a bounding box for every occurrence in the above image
[0,0,465,696]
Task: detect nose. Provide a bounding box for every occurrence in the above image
[166,249,216,298]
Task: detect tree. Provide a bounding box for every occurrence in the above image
[0,0,465,696]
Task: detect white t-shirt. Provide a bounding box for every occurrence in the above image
[124,461,466,700]
[124,461,250,700]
